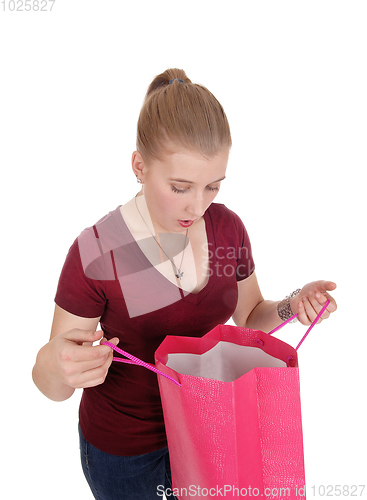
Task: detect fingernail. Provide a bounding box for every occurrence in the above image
[316,293,321,298]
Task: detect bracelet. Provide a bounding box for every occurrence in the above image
[277,289,301,323]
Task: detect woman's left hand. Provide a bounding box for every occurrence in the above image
[290,280,337,325]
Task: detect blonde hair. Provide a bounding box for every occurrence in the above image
[136,68,232,161]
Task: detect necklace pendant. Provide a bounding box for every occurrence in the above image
[175,271,184,279]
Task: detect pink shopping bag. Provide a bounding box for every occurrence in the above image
[103,301,329,500]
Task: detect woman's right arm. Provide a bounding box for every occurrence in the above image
[32,305,119,402]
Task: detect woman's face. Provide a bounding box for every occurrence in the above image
[133,146,229,234]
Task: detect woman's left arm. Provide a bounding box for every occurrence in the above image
[232,272,337,332]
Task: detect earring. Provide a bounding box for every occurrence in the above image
[136,177,142,184]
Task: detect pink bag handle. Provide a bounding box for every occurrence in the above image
[268,299,330,350]
[100,341,182,387]
[102,299,330,385]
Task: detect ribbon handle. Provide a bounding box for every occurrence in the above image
[102,299,330,383]
[101,341,182,387]
[268,299,330,350]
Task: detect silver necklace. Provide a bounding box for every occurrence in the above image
[134,194,189,280]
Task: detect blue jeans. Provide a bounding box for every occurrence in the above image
[79,425,178,499]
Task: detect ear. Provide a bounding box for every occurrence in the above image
[131,151,145,183]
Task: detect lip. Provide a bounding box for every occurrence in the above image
[178,219,195,228]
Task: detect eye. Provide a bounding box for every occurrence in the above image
[171,184,220,194]
[171,185,187,194]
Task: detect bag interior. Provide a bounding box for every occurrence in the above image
[166,341,287,382]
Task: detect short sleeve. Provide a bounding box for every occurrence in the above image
[231,210,255,281]
[54,232,107,318]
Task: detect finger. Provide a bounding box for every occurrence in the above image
[85,333,112,347]
[101,337,120,347]
[72,355,115,388]
[65,329,103,345]
[296,300,311,326]
[313,290,337,315]
[62,349,114,387]
[66,341,114,363]
[316,281,337,293]
[71,366,109,389]
[75,351,112,374]
[314,291,328,305]
[322,292,338,313]
[302,296,321,324]
[307,291,330,321]
[315,292,336,318]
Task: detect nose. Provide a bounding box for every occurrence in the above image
[187,192,205,219]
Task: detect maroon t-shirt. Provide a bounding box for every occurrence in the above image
[55,203,255,455]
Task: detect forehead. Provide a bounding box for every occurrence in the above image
[151,147,229,182]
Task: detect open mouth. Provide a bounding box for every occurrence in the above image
[178,220,195,227]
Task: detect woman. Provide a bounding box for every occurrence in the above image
[32,68,337,499]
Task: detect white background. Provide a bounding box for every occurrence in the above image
[1,1,366,498]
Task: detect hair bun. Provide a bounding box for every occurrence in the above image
[146,68,191,98]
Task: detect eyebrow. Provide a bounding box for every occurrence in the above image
[169,176,226,184]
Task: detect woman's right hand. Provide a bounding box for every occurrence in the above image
[36,329,119,390]
[33,305,120,401]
